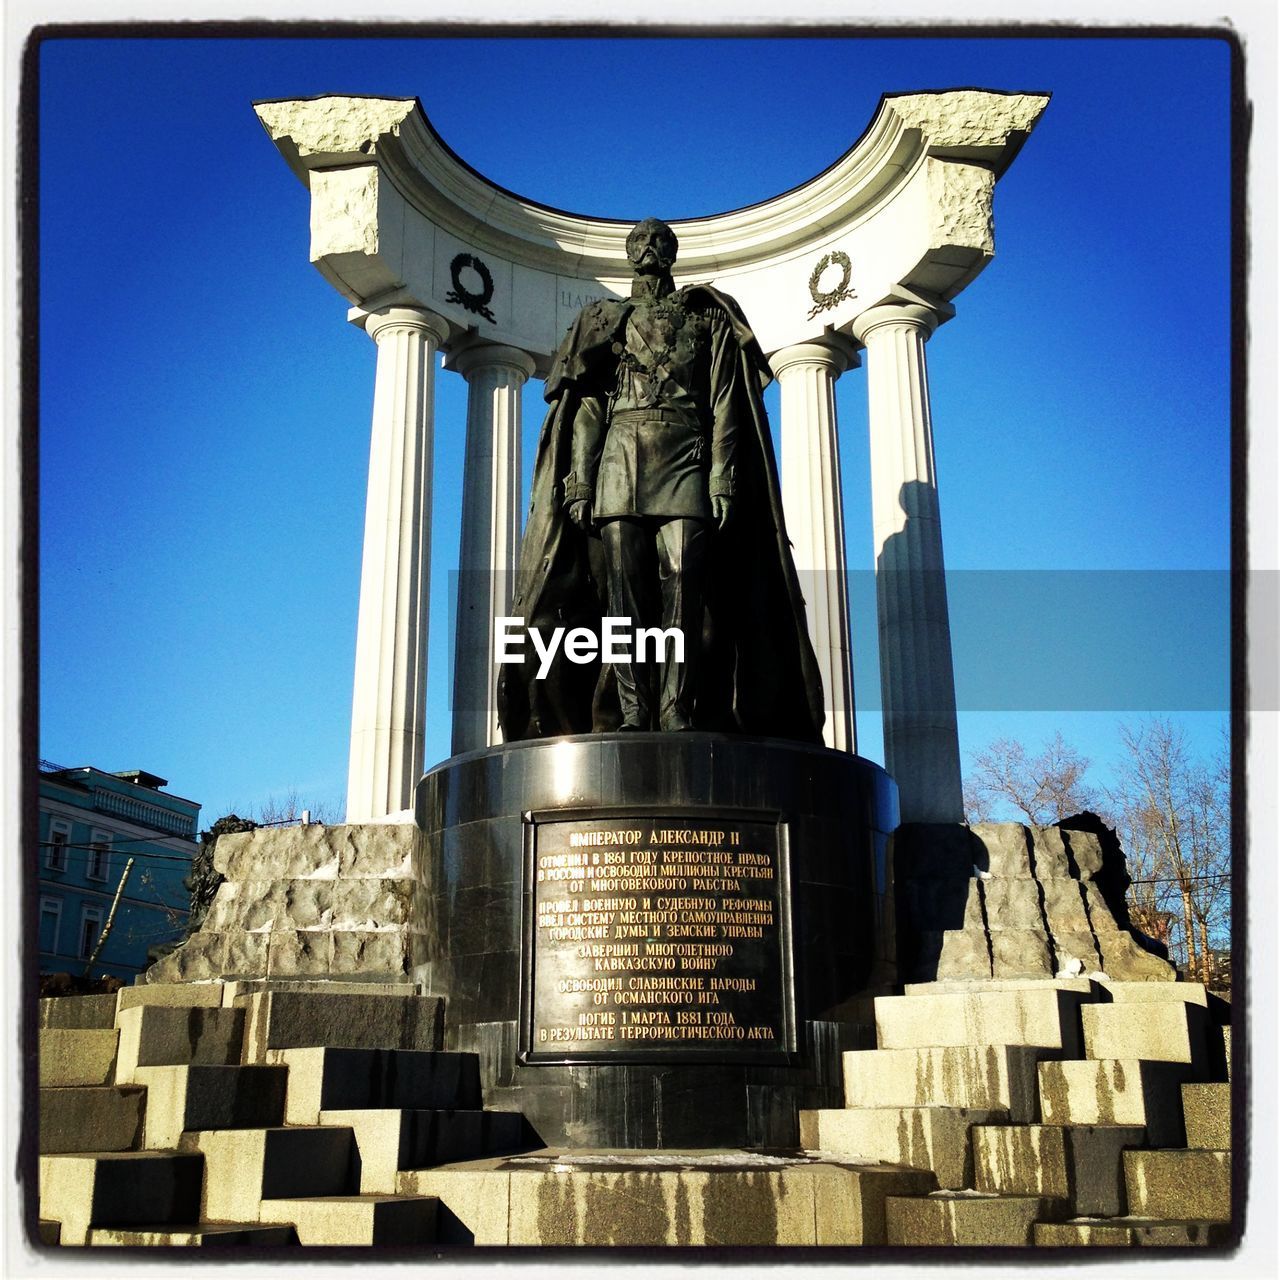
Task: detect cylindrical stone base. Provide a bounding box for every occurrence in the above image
[415,732,898,1148]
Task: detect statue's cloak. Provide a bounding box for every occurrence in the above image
[496,285,825,744]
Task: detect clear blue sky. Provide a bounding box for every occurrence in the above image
[36,34,1233,821]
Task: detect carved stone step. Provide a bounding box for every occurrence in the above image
[799,1105,1000,1189]
[134,1063,288,1148]
[399,1150,936,1246]
[87,1222,300,1246]
[39,1085,145,1154]
[258,1194,439,1245]
[39,994,118,1029]
[320,1106,532,1192]
[237,989,444,1061]
[1082,1003,1210,1071]
[874,988,1087,1054]
[1034,1216,1234,1246]
[182,1125,356,1222]
[971,1123,1146,1217]
[844,1046,1048,1121]
[1037,1058,1191,1147]
[268,1046,481,1124]
[885,1190,1068,1246]
[1122,1149,1230,1222]
[1182,1082,1231,1150]
[39,1029,118,1087]
[38,1150,204,1246]
[114,1005,245,1083]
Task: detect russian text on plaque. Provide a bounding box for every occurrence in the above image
[520,810,797,1065]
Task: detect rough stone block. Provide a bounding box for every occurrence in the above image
[885,1190,1064,1246]
[1028,825,1076,878]
[114,1005,245,1083]
[1222,1026,1232,1079]
[1095,929,1177,981]
[269,1047,482,1124]
[1037,1059,1191,1147]
[39,1086,145,1154]
[184,1125,356,1222]
[844,1046,1046,1122]
[88,1223,299,1246]
[898,876,982,932]
[875,988,1084,1053]
[1034,1217,1233,1246]
[1049,929,1104,973]
[332,929,417,976]
[146,932,268,984]
[1181,1082,1231,1150]
[892,823,981,882]
[1082,1002,1209,1070]
[969,824,1034,878]
[134,1064,288,1149]
[800,1105,997,1189]
[39,994,118,1029]
[322,1107,530,1192]
[972,1123,1146,1217]
[1123,1149,1230,1222]
[934,928,993,979]
[116,984,224,1016]
[39,1029,118,1087]
[990,928,1056,979]
[238,990,444,1061]
[402,1151,934,1246]
[982,879,1045,930]
[214,823,422,882]
[1038,880,1092,933]
[266,930,333,977]
[258,1194,438,1245]
[38,1151,204,1246]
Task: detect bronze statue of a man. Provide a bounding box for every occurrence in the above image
[562,218,737,730]
[498,217,824,744]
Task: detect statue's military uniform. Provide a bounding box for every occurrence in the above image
[563,290,739,731]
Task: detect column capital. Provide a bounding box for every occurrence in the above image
[851,302,946,344]
[768,334,861,379]
[445,340,537,382]
[362,305,450,345]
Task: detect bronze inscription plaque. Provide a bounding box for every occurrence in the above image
[520,811,795,1064]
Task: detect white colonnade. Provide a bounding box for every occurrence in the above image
[256,91,1048,822]
[346,306,449,822]
[448,343,536,756]
[852,302,964,823]
[773,337,860,755]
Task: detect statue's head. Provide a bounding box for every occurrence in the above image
[626,218,679,274]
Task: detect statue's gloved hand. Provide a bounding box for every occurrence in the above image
[712,495,734,531]
[568,499,593,531]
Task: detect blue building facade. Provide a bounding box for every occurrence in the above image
[37,762,201,981]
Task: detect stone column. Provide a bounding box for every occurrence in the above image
[346,306,450,822]
[772,337,859,754]
[851,302,964,823]
[447,342,537,754]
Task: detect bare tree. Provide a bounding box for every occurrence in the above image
[1108,719,1230,984]
[255,789,341,825]
[964,732,1098,825]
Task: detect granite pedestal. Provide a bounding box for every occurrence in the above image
[415,732,897,1148]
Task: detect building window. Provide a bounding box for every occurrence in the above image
[45,821,71,873]
[87,832,111,882]
[39,897,62,956]
[78,904,104,961]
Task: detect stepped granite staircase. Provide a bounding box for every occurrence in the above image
[37,980,536,1246]
[800,977,1234,1247]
